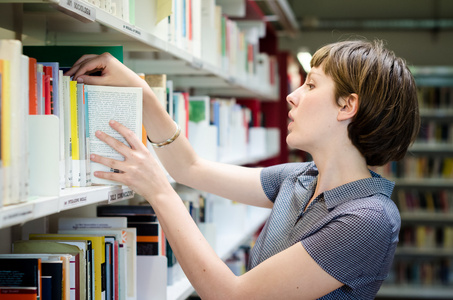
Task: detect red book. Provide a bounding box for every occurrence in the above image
[43,66,53,115]
[182,92,190,138]
[28,57,38,115]
[0,287,37,300]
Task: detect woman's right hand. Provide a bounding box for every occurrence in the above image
[64,52,146,89]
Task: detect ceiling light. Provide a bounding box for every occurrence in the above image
[297,49,312,73]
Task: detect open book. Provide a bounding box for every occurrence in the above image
[85,85,143,185]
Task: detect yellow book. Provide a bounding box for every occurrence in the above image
[69,81,80,187]
[30,233,105,300]
[424,191,435,213]
[0,59,11,205]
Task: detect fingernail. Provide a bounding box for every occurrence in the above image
[90,154,95,160]
[95,130,101,137]
[110,120,116,125]
[76,77,84,83]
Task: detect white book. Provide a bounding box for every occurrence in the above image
[58,217,127,230]
[76,83,88,187]
[20,54,29,203]
[58,69,65,189]
[62,76,72,188]
[85,85,142,185]
[0,39,22,205]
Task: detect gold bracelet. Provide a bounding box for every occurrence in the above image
[147,121,181,148]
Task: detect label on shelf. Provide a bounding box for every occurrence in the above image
[1,205,34,228]
[108,188,134,203]
[60,193,89,210]
[191,58,203,70]
[122,24,142,38]
[58,0,96,22]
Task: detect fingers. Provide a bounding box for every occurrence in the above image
[94,127,131,157]
[64,54,100,77]
[108,120,147,151]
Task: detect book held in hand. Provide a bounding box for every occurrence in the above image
[85,85,143,185]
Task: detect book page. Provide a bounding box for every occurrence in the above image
[86,85,143,185]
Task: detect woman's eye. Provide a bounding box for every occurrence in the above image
[307,84,314,89]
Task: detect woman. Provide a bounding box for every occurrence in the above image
[66,39,420,299]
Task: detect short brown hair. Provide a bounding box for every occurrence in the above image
[311,40,420,166]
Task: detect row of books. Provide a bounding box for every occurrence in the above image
[417,86,453,110]
[388,258,452,286]
[0,204,169,300]
[0,40,144,207]
[418,121,453,144]
[394,189,453,214]
[145,74,279,163]
[81,0,134,23]
[400,225,453,249]
[0,40,277,208]
[374,157,453,179]
[135,0,278,87]
[1,216,138,300]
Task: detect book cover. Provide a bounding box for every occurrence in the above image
[69,81,80,187]
[36,64,44,115]
[41,62,60,117]
[28,57,38,115]
[189,96,210,126]
[43,68,51,115]
[0,287,37,300]
[41,276,51,300]
[0,258,41,300]
[77,83,88,187]
[58,217,136,300]
[0,59,11,206]
[84,85,142,185]
[12,240,86,300]
[29,234,105,300]
[0,39,23,205]
[144,74,166,110]
[97,205,165,256]
[41,261,63,300]
[22,46,124,67]
[62,75,72,188]
[20,55,29,204]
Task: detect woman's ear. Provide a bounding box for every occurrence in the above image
[338,93,359,121]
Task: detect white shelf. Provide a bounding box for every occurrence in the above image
[400,212,453,223]
[393,177,453,188]
[409,143,453,153]
[378,285,453,298]
[395,247,453,257]
[0,185,133,229]
[167,206,271,300]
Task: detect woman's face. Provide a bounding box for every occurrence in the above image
[286,66,341,153]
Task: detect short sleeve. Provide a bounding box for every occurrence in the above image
[260,163,308,203]
[301,207,394,288]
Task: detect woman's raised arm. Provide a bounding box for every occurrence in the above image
[66,53,272,208]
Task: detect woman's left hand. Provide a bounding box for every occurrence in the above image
[91,120,173,201]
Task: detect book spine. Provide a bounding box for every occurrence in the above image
[70,81,80,187]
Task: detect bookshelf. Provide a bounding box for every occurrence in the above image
[0,0,283,299]
[377,68,453,299]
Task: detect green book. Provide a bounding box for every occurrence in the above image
[23,45,123,68]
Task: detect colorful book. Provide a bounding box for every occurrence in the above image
[0,257,41,300]
[69,81,80,187]
[12,240,87,300]
[29,234,105,300]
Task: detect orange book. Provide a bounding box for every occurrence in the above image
[0,287,37,300]
[28,57,38,115]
